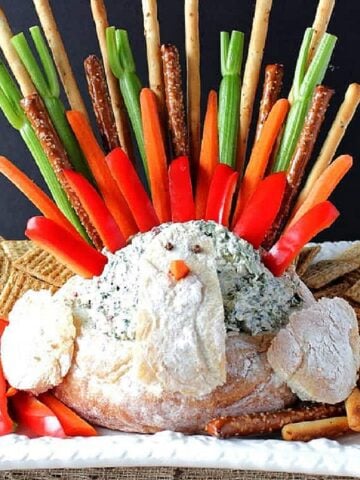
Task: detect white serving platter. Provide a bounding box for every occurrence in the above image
[1,241,360,477]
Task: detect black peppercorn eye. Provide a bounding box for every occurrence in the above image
[191,244,202,254]
[165,242,174,251]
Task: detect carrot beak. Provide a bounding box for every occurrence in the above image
[169,260,190,281]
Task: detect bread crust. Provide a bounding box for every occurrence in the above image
[55,330,295,433]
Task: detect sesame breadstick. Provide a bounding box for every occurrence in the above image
[206,403,345,438]
[0,8,35,96]
[84,55,119,154]
[307,0,336,66]
[32,0,89,119]
[185,0,201,166]
[161,44,189,158]
[142,0,165,113]
[237,0,273,173]
[297,83,360,208]
[282,416,350,442]
[90,0,133,159]
[21,94,103,250]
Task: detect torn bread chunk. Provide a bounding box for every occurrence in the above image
[267,297,360,404]
[1,290,75,394]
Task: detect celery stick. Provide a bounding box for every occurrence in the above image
[218,30,244,168]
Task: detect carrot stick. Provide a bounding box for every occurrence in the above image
[232,98,289,225]
[288,154,353,228]
[66,110,138,240]
[0,155,78,236]
[195,90,218,219]
[140,88,171,223]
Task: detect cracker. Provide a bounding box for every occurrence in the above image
[341,268,360,286]
[14,246,73,288]
[345,280,360,304]
[336,242,360,264]
[0,270,57,318]
[302,259,359,290]
[0,240,34,262]
[296,245,321,277]
[313,280,352,300]
[0,254,12,291]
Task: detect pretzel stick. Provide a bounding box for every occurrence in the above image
[297,83,360,208]
[282,416,350,442]
[0,8,35,96]
[21,94,102,250]
[90,0,133,159]
[185,0,201,167]
[237,0,273,173]
[84,55,119,154]
[32,0,88,119]
[161,44,189,158]
[307,0,336,66]
[345,388,360,432]
[255,64,284,142]
[206,403,345,438]
[263,85,334,249]
[142,0,165,113]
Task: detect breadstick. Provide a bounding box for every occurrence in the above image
[185,0,201,166]
[0,8,35,96]
[205,403,345,438]
[161,44,189,158]
[84,55,119,154]
[142,0,165,112]
[297,83,360,207]
[307,0,336,66]
[255,64,284,141]
[345,388,360,432]
[32,0,88,119]
[90,0,133,159]
[282,416,350,442]
[21,94,102,250]
[237,0,273,173]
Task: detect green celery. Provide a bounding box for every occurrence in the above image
[106,27,147,178]
[218,30,244,168]
[273,30,337,172]
[11,27,93,181]
[0,62,88,240]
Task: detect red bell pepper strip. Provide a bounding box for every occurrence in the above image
[26,216,108,279]
[106,148,159,233]
[205,164,238,227]
[0,319,8,337]
[262,201,339,277]
[233,172,287,249]
[0,362,13,436]
[63,170,125,253]
[39,393,97,437]
[11,392,65,438]
[169,156,195,223]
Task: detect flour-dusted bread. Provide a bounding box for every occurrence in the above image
[267,297,360,404]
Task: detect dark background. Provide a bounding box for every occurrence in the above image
[0,0,359,240]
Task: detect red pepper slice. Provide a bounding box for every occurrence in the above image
[262,201,339,277]
[106,148,159,233]
[169,156,195,223]
[39,393,97,437]
[0,362,13,436]
[0,319,8,337]
[26,217,108,279]
[11,392,65,438]
[63,170,125,253]
[205,164,238,227]
[233,172,287,249]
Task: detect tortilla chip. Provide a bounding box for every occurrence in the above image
[14,246,74,287]
[0,270,57,318]
[302,259,359,290]
[296,246,321,277]
[0,240,34,262]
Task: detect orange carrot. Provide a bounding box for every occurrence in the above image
[66,110,138,240]
[140,88,171,223]
[170,260,190,280]
[288,154,353,228]
[232,99,289,226]
[195,90,219,219]
[0,156,77,236]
